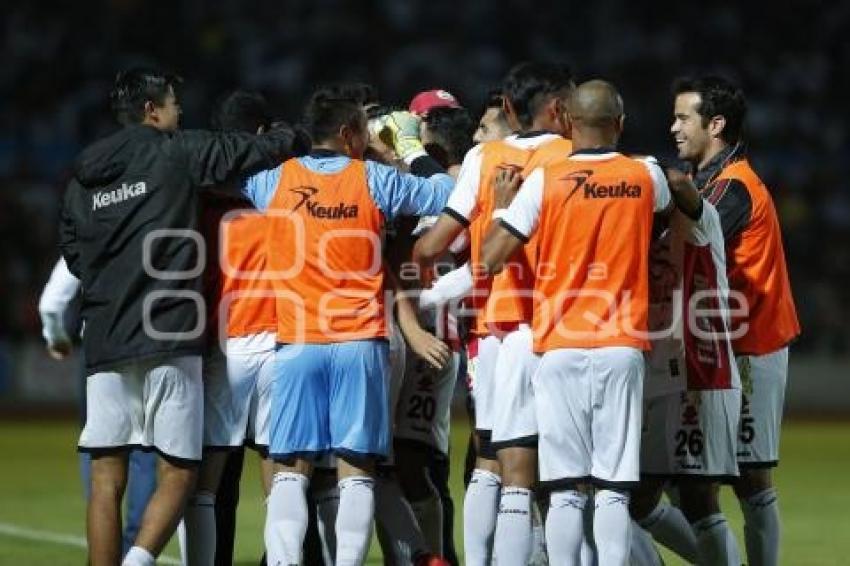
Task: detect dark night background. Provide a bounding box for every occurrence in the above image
[1,0,847,367]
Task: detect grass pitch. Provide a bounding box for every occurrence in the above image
[0,418,847,564]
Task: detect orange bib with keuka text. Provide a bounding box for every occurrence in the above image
[532,154,655,353]
[265,158,386,344]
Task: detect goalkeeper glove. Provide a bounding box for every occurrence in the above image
[379,111,426,163]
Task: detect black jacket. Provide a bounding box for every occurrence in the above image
[60,124,302,372]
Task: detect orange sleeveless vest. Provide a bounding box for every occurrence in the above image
[713,159,800,354]
[218,210,276,337]
[469,136,573,336]
[266,158,386,343]
[533,154,655,352]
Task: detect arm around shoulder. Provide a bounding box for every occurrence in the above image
[180,124,307,189]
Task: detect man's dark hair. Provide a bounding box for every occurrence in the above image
[673,75,747,144]
[366,103,403,122]
[303,86,365,143]
[502,62,574,129]
[484,89,505,110]
[318,82,379,107]
[109,67,182,125]
[424,107,475,167]
[212,90,271,133]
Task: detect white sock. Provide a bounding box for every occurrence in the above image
[546,489,587,565]
[121,545,155,566]
[336,476,376,566]
[580,496,596,566]
[494,487,534,565]
[177,520,188,565]
[630,523,663,566]
[180,491,216,566]
[530,500,548,565]
[594,490,631,566]
[463,469,501,566]
[740,488,780,566]
[374,477,426,563]
[692,513,741,566]
[313,486,340,565]
[265,472,309,566]
[638,500,699,563]
[410,494,444,555]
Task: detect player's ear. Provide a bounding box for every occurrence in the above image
[708,115,726,140]
[566,113,577,132]
[339,123,352,151]
[551,97,567,127]
[502,96,520,131]
[501,95,511,117]
[143,100,157,121]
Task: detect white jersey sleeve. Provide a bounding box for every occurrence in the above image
[39,257,80,314]
[500,167,545,241]
[419,263,474,309]
[646,199,740,396]
[639,157,673,213]
[38,257,80,345]
[443,144,484,222]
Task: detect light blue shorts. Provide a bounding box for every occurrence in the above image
[269,339,390,463]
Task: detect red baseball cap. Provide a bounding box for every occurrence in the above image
[409,89,461,116]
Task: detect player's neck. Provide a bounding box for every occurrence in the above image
[696,141,728,171]
[571,132,617,152]
[312,141,349,157]
[140,116,170,132]
[529,116,557,135]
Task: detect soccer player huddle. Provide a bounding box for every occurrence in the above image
[52,61,799,566]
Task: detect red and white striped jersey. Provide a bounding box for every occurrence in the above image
[646,200,740,397]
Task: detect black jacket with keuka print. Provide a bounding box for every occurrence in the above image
[60,123,303,372]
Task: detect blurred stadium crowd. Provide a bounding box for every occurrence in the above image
[0,0,847,354]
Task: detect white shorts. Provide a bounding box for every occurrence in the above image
[736,347,789,467]
[395,350,459,455]
[641,389,740,478]
[536,347,643,487]
[491,326,541,449]
[203,332,276,451]
[79,355,203,462]
[467,334,500,435]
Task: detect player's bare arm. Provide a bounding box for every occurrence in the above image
[478,167,526,276]
[387,267,451,370]
[479,225,525,277]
